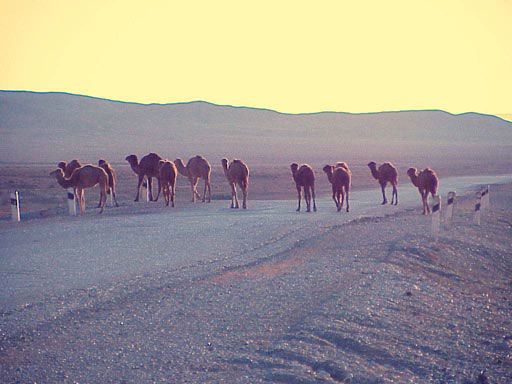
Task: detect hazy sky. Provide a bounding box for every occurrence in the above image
[1,1,511,115]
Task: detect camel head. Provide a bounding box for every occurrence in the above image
[125,154,138,164]
[367,161,377,169]
[158,159,167,171]
[290,163,299,174]
[49,168,64,178]
[221,158,229,167]
[322,164,334,175]
[407,167,418,178]
[57,161,67,171]
[98,159,106,166]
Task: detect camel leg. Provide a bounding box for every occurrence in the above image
[112,187,119,207]
[296,186,301,212]
[170,182,175,207]
[381,182,387,205]
[77,189,84,215]
[135,174,144,202]
[422,189,428,214]
[234,183,239,209]
[202,178,208,203]
[207,178,211,203]
[154,178,161,202]
[345,187,350,212]
[340,190,345,212]
[229,183,236,208]
[305,187,311,212]
[147,177,154,201]
[241,181,248,209]
[392,183,398,205]
[311,184,317,212]
[98,189,106,214]
[332,188,338,210]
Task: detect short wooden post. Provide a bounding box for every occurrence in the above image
[67,188,77,216]
[431,195,441,240]
[445,191,456,227]
[10,191,20,222]
[473,191,481,225]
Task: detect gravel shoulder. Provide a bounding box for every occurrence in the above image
[1,183,511,383]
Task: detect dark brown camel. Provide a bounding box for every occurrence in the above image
[290,163,317,212]
[158,160,177,207]
[368,161,398,205]
[323,163,351,212]
[174,156,212,203]
[125,153,162,202]
[407,167,439,214]
[221,158,249,209]
[98,159,119,207]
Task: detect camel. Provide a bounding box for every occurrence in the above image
[158,160,177,207]
[174,155,211,203]
[221,158,249,209]
[367,161,398,205]
[125,153,162,202]
[58,159,82,178]
[50,165,108,214]
[407,167,439,215]
[98,159,119,207]
[290,163,317,212]
[323,163,351,212]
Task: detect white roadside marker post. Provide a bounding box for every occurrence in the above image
[445,191,456,228]
[67,188,77,216]
[431,195,441,241]
[473,191,481,225]
[10,191,20,222]
[145,178,150,202]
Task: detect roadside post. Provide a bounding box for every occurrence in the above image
[473,191,481,225]
[431,195,441,240]
[10,191,20,222]
[445,191,456,228]
[67,188,77,216]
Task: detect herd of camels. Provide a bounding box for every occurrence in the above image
[50,153,439,216]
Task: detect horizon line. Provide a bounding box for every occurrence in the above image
[1,89,510,123]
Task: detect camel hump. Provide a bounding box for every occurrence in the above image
[233,159,241,163]
[195,155,204,159]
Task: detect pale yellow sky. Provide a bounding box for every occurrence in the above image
[1,1,511,115]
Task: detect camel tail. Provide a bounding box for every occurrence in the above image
[221,158,229,178]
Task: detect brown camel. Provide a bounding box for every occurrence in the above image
[158,160,177,207]
[50,165,108,214]
[323,163,351,212]
[174,155,211,203]
[407,167,439,215]
[367,161,398,205]
[290,163,317,212]
[221,158,249,209]
[98,159,119,207]
[125,153,162,202]
[58,159,82,178]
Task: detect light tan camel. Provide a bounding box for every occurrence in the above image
[98,159,119,207]
[290,163,317,212]
[125,153,162,202]
[158,160,177,207]
[323,163,351,212]
[174,155,212,203]
[368,161,398,205]
[221,158,249,209]
[58,159,82,178]
[50,165,108,214]
[407,167,439,215]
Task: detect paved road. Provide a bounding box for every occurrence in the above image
[0,174,510,310]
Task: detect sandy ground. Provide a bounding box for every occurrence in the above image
[0,175,511,383]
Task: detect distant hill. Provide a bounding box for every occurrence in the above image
[1,90,511,164]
